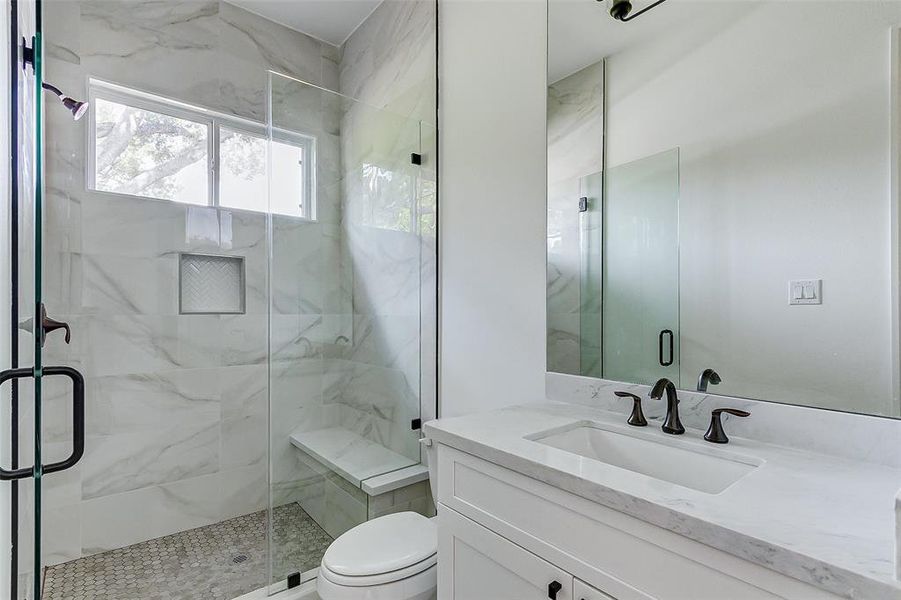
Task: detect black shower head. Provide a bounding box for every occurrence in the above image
[42,82,89,121]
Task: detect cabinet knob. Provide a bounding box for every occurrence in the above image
[548,580,563,599]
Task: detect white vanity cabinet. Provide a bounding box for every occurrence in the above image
[435,444,842,600]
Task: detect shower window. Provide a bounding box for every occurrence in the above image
[93,97,210,204]
[219,127,313,219]
[87,79,316,218]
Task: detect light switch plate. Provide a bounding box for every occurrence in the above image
[789,279,822,305]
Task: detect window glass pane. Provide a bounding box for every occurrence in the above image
[93,97,209,204]
[269,140,306,218]
[219,127,267,212]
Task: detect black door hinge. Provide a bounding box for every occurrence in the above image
[578,197,589,212]
[411,418,422,430]
[21,37,34,71]
[411,153,422,165]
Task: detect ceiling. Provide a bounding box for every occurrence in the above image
[548,0,742,82]
[227,0,384,46]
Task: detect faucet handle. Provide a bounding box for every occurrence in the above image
[704,408,750,444]
[615,391,647,427]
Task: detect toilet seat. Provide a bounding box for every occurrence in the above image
[321,512,437,585]
[319,553,436,587]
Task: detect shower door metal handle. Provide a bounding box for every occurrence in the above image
[0,365,85,480]
[658,329,674,367]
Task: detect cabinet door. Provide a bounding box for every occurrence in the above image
[575,579,618,600]
[439,507,573,600]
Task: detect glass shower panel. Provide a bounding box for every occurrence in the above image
[603,149,680,385]
[267,72,425,587]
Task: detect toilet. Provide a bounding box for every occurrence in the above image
[317,443,438,600]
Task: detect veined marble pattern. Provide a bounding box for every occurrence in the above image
[339,0,437,126]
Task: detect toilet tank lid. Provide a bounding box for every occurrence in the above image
[322,512,437,577]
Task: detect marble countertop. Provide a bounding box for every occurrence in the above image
[424,402,901,600]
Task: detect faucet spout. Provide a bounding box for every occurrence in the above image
[649,378,685,435]
[697,368,722,393]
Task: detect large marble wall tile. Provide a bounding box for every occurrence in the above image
[219,462,268,520]
[220,314,268,366]
[81,414,220,499]
[218,1,331,120]
[271,218,324,314]
[339,0,436,125]
[270,314,324,362]
[79,0,221,112]
[79,253,179,315]
[219,364,267,469]
[80,472,221,555]
[347,226,421,317]
[42,505,83,566]
[79,195,184,259]
[86,369,220,437]
[78,315,222,376]
[347,314,420,379]
[321,471,368,539]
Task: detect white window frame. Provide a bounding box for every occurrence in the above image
[87,78,316,220]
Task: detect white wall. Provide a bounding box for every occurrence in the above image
[438,0,548,417]
[605,2,900,415]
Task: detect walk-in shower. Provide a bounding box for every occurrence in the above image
[1,1,438,598]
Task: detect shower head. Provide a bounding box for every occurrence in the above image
[42,82,89,121]
[605,0,669,22]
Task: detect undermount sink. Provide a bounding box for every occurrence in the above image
[529,423,761,494]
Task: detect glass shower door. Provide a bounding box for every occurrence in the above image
[603,148,680,385]
[267,72,427,590]
[4,2,87,598]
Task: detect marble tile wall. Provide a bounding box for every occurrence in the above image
[35,0,343,565]
[547,61,605,377]
[332,0,438,465]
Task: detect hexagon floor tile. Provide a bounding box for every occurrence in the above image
[41,503,333,600]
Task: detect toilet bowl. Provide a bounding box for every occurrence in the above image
[317,512,437,600]
[317,442,438,600]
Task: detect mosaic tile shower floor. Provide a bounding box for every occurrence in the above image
[42,503,333,600]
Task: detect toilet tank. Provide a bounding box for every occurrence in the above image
[422,438,438,505]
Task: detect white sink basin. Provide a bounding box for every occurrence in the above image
[530,424,761,494]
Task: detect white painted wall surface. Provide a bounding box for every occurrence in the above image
[438,0,548,417]
[605,3,900,415]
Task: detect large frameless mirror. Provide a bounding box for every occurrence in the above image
[547,0,901,419]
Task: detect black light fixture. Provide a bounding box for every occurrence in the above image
[605,0,670,22]
[41,82,89,121]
